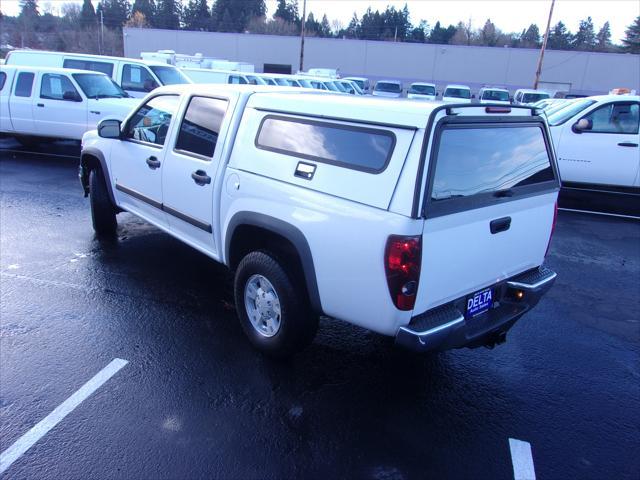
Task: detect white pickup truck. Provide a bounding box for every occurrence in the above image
[0,65,139,144]
[80,85,559,357]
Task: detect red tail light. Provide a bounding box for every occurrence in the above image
[545,201,558,257]
[385,235,422,311]
[485,106,512,113]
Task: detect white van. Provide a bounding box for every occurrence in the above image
[513,89,550,106]
[442,84,472,103]
[478,87,510,105]
[0,65,139,142]
[407,82,436,101]
[372,80,403,98]
[5,50,191,98]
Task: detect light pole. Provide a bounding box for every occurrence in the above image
[299,0,307,72]
[534,0,556,90]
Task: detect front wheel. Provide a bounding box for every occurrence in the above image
[234,251,318,357]
[89,168,117,236]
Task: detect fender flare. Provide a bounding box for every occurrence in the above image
[225,212,323,315]
[80,147,117,207]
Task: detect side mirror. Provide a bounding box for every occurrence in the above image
[572,118,592,134]
[63,91,82,102]
[435,92,439,97]
[471,94,476,99]
[98,119,122,139]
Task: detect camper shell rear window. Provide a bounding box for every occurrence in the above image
[255,115,396,174]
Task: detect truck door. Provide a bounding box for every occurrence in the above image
[110,94,180,227]
[161,93,237,259]
[0,70,13,132]
[9,71,36,134]
[36,72,87,140]
[556,101,639,188]
[119,63,159,98]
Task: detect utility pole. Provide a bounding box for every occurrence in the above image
[534,0,556,89]
[299,0,307,72]
[100,11,104,55]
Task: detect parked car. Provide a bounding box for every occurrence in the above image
[442,84,472,103]
[5,50,191,98]
[0,65,139,144]
[372,80,403,98]
[478,87,510,105]
[531,98,562,110]
[181,68,260,85]
[343,76,370,93]
[547,95,640,189]
[513,89,550,106]
[336,79,364,95]
[80,84,559,357]
[407,82,437,101]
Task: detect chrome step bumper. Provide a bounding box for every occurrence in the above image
[395,266,557,353]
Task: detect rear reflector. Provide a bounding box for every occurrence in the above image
[485,106,512,113]
[385,235,422,311]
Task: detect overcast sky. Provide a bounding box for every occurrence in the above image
[1,0,638,43]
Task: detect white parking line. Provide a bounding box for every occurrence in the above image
[0,358,128,475]
[509,438,536,480]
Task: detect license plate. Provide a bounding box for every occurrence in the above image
[466,288,493,317]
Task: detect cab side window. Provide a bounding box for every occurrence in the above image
[14,72,35,97]
[0,72,7,91]
[175,96,228,159]
[63,59,114,77]
[125,95,180,147]
[40,74,81,101]
[582,103,639,134]
[228,75,247,85]
[122,64,158,93]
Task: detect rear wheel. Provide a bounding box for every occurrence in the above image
[89,168,117,236]
[14,135,40,149]
[234,251,318,357]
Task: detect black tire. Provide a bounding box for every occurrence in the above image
[89,168,117,236]
[234,251,318,357]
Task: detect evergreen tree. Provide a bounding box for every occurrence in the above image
[155,0,180,29]
[273,0,298,24]
[80,0,96,29]
[97,0,130,29]
[183,0,210,31]
[131,0,155,26]
[304,12,319,35]
[595,21,612,51]
[212,0,265,32]
[19,0,39,19]
[520,24,540,47]
[621,16,640,53]
[573,16,596,50]
[319,14,331,37]
[345,12,359,38]
[429,21,456,44]
[547,21,572,50]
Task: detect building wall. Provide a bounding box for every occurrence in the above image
[124,27,640,95]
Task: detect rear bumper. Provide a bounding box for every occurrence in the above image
[395,266,557,353]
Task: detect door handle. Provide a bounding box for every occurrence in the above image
[90,110,101,115]
[191,170,211,186]
[490,216,511,234]
[37,103,44,107]
[618,142,638,147]
[146,156,161,169]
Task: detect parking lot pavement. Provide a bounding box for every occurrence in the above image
[1,143,639,479]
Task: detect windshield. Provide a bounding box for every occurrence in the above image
[149,66,190,85]
[522,92,549,104]
[444,87,471,99]
[547,99,597,126]
[350,82,364,95]
[482,90,509,101]
[409,84,436,95]
[331,81,348,93]
[72,73,127,98]
[375,82,402,93]
[349,79,365,89]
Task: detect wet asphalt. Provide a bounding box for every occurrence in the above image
[0,139,639,480]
